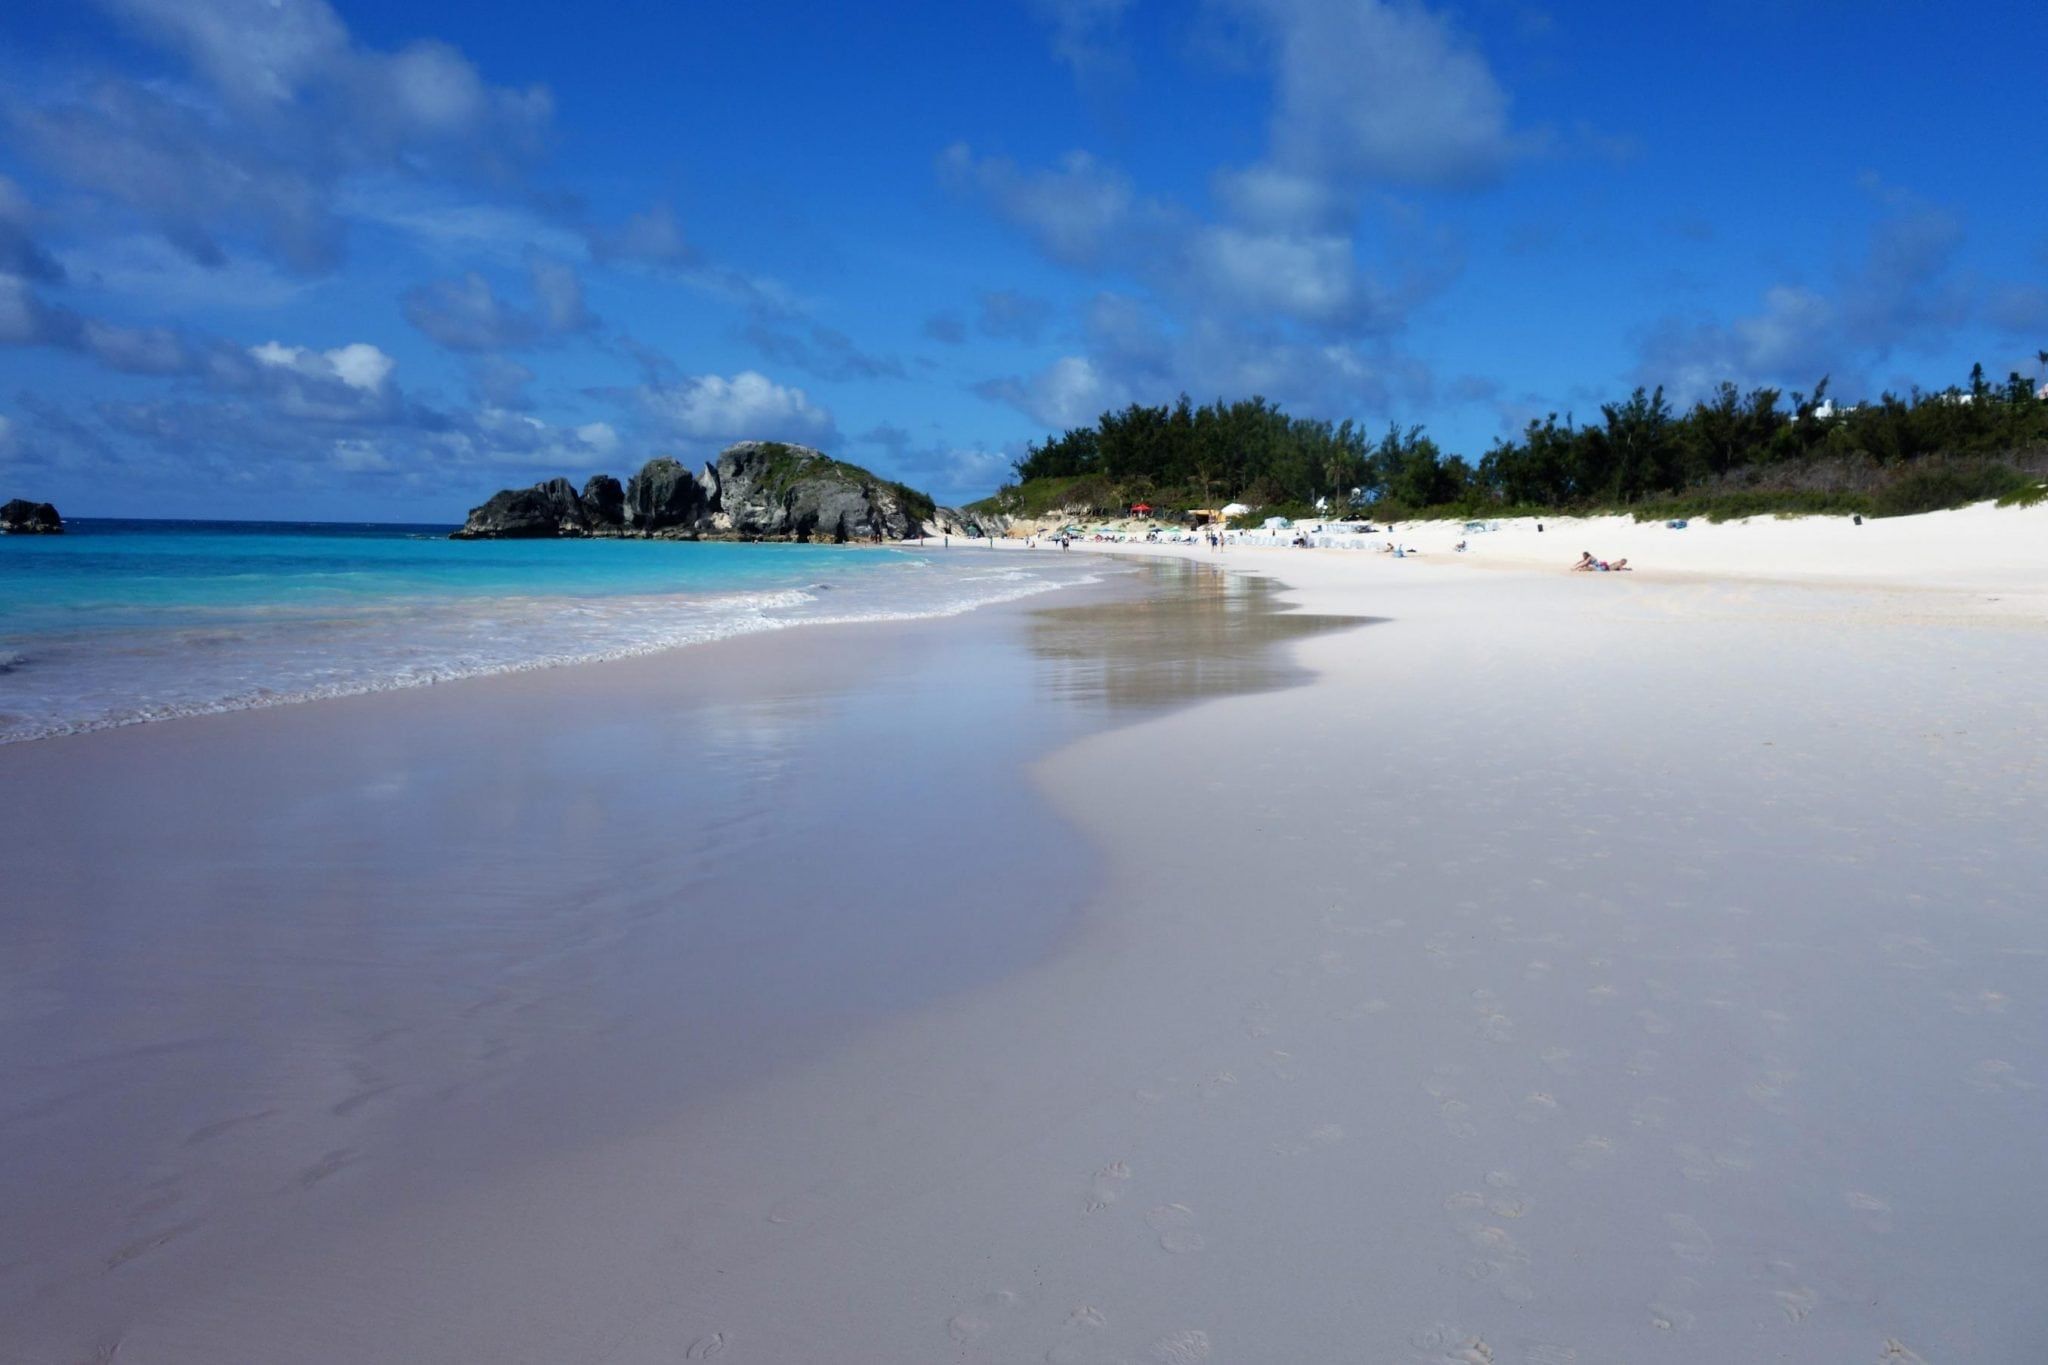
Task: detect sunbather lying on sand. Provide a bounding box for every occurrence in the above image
[1573,552,1632,572]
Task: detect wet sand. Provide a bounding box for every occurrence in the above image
[0,559,1349,1363]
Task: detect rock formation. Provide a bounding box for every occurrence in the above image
[1,499,63,534]
[453,442,938,543]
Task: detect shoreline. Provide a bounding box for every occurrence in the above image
[8,514,2046,1362]
[0,557,1354,1362]
[0,536,1073,746]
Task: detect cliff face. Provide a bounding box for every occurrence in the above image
[454,443,935,542]
[1,499,63,534]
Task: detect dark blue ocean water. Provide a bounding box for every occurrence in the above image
[0,519,1096,740]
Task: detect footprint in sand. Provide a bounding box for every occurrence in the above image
[1664,1213,1714,1263]
[1146,1204,1206,1254]
[947,1289,1032,1343]
[1745,1064,1800,1106]
[1086,1160,1132,1212]
[1964,1058,2033,1092]
[1196,1072,1238,1100]
[1565,1135,1615,1171]
[1330,999,1391,1023]
[1064,1305,1107,1329]
[1774,1284,1818,1324]
[1147,1329,1211,1364]
[1845,1189,1893,1232]
[1438,1098,1478,1139]
[684,1331,729,1359]
[1627,1097,1672,1130]
[1409,1324,1497,1363]
[1879,1339,1928,1363]
[1273,1123,1346,1156]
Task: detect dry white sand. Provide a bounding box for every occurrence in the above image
[10,509,2048,1363]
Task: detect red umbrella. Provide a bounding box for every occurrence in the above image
[1131,502,1153,514]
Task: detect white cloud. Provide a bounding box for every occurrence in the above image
[1185,226,1369,326]
[250,339,395,392]
[941,144,1165,267]
[401,257,593,351]
[636,371,836,444]
[102,0,348,108]
[1029,0,1134,76]
[1211,164,1345,232]
[977,355,1124,429]
[587,202,696,268]
[1226,0,1521,190]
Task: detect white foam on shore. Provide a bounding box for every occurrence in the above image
[0,559,1108,743]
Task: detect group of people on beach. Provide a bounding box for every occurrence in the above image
[1572,551,1631,572]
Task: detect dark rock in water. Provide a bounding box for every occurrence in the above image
[450,478,590,539]
[624,457,708,535]
[451,442,938,541]
[580,474,625,529]
[1,498,63,534]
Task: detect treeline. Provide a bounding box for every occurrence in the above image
[986,361,2048,520]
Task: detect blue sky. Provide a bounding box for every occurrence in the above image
[2,0,2045,521]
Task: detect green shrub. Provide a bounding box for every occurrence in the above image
[1870,462,2030,518]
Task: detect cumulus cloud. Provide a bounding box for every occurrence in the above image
[941,144,1169,268]
[469,356,537,409]
[1028,0,1134,77]
[5,0,553,276]
[586,202,697,269]
[0,177,66,284]
[1183,226,1385,328]
[976,355,1124,429]
[1634,186,1982,399]
[402,257,594,351]
[1219,0,1524,193]
[975,287,1431,433]
[250,339,394,392]
[631,370,836,445]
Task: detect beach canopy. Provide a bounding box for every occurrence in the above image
[1130,502,1153,514]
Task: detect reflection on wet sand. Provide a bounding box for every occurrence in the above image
[0,557,1357,1362]
[1029,558,1363,714]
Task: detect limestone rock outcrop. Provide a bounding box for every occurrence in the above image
[453,443,937,543]
[1,499,63,534]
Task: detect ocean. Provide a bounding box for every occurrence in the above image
[0,518,1102,742]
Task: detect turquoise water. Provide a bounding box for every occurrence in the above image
[0,519,1100,741]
